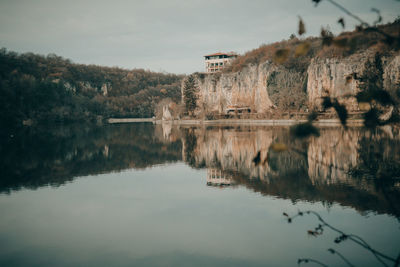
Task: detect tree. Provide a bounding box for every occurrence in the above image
[183,74,198,116]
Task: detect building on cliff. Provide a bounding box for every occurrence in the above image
[204,52,237,73]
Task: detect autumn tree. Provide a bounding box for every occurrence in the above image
[183,74,198,116]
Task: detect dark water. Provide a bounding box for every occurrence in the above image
[0,123,399,266]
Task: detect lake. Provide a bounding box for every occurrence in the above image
[0,123,399,266]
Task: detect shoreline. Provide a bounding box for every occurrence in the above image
[108,118,365,126]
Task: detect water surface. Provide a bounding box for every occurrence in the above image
[0,123,399,266]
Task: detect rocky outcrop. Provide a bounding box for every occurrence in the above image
[383,54,400,94]
[187,50,399,115]
[188,62,309,115]
[306,54,365,110]
[307,52,400,110]
[194,64,274,114]
[52,80,112,96]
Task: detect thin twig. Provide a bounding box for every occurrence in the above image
[328,248,356,267]
[298,258,329,267]
[325,0,369,27]
[324,0,397,41]
[305,211,396,265]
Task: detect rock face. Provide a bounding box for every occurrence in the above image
[189,62,308,115]
[307,52,400,110]
[383,54,400,93]
[306,54,365,110]
[194,64,274,114]
[56,80,112,95]
[185,50,399,115]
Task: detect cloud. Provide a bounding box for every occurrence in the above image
[0,0,398,73]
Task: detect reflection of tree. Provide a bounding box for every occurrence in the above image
[182,127,198,168]
[0,123,182,193]
[349,130,400,217]
[350,131,400,181]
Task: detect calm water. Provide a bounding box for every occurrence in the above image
[0,123,399,266]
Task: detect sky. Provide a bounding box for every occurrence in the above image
[0,0,399,74]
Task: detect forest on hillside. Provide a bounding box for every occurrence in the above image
[0,48,183,128]
[224,19,400,73]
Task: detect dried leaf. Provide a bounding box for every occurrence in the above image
[321,96,333,109]
[308,230,317,236]
[334,234,348,244]
[333,101,348,127]
[290,122,320,138]
[271,143,288,152]
[295,42,311,57]
[298,17,306,35]
[252,151,261,166]
[311,0,321,6]
[273,49,290,64]
[337,18,345,29]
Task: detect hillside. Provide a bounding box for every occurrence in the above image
[182,20,400,119]
[0,49,183,127]
[225,20,400,73]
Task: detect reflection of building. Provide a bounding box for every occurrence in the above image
[206,168,234,186]
[204,52,237,73]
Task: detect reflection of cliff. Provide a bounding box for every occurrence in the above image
[194,127,274,179]
[183,125,400,217]
[307,128,360,185]
[3,123,399,217]
[0,123,182,193]
[185,126,308,181]
[184,126,309,181]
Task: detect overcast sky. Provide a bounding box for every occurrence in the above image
[0,0,399,74]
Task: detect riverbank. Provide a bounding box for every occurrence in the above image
[108,118,365,126]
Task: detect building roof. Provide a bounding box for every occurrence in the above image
[204,52,237,57]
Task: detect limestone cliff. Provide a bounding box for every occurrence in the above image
[185,50,399,115]
[187,62,307,115]
[307,52,400,110]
